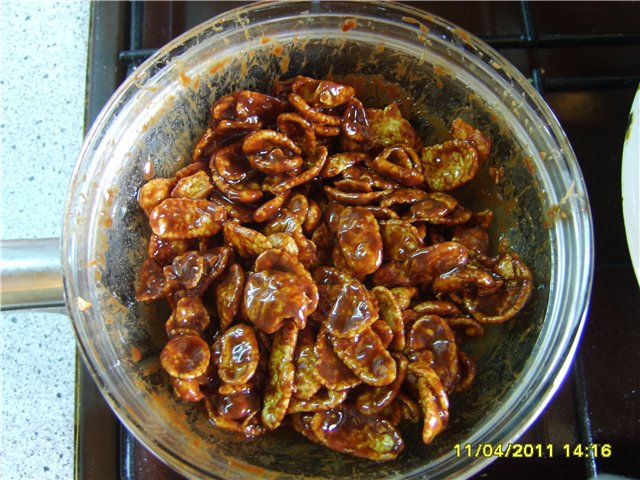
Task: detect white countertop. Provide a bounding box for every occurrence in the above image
[1,1,91,478]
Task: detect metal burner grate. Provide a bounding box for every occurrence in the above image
[117,0,640,91]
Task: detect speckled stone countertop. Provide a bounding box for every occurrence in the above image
[1,1,90,478]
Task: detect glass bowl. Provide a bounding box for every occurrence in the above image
[62,1,593,478]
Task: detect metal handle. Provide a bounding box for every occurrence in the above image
[0,238,65,310]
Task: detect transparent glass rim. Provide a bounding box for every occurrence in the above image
[62,1,594,478]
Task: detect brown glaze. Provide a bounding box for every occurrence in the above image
[171,170,214,199]
[355,353,408,415]
[407,315,459,392]
[324,278,378,339]
[310,405,405,461]
[160,335,210,380]
[421,139,479,192]
[134,76,533,460]
[243,129,303,175]
[293,326,322,400]
[243,270,314,334]
[314,329,361,391]
[332,327,397,387]
[450,117,492,162]
[261,320,298,430]
[366,103,420,150]
[379,219,423,262]
[369,145,424,187]
[336,206,383,276]
[213,324,259,386]
[149,198,226,239]
[215,263,245,331]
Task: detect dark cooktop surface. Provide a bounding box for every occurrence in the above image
[79,2,640,479]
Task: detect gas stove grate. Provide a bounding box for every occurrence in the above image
[118,0,640,92]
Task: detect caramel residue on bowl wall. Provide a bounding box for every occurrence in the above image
[192,74,201,91]
[131,346,142,363]
[401,15,430,34]
[523,156,537,174]
[99,209,113,228]
[104,187,118,208]
[544,205,561,228]
[280,55,290,73]
[134,81,159,93]
[227,457,277,480]
[179,70,191,87]
[141,357,161,377]
[76,296,92,312]
[240,56,249,78]
[433,65,445,89]
[489,166,505,185]
[341,17,357,32]
[209,58,230,75]
[453,27,472,45]
[326,73,414,114]
[401,16,419,24]
[544,181,576,228]
[143,156,154,179]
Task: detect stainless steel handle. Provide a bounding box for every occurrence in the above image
[0,238,65,310]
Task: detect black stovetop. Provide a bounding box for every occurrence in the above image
[78,2,640,479]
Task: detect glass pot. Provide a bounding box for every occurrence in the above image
[62,2,593,478]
